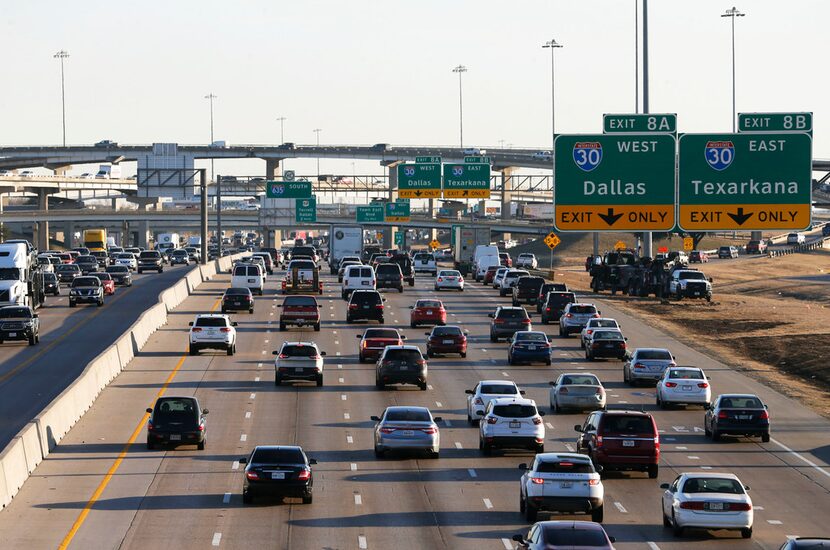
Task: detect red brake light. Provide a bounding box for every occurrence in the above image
[486,417,497,424]
[532,417,542,425]
[220,327,232,333]
[421,427,437,434]
[380,427,396,434]
[297,468,311,481]
[191,327,202,332]
[437,278,443,282]
[246,471,259,480]
[278,353,288,359]
[680,501,705,510]
[197,423,205,431]
[634,362,646,369]
[697,382,709,388]
[376,304,384,309]
[595,388,604,395]
[596,435,603,447]
[458,277,463,282]
[474,397,483,405]
[531,477,544,485]
[718,411,728,419]
[729,502,752,511]
[545,307,550,312]
[588,478,600,486]
[520,318,531,324]
[586,329,593,335]
[361,341,368,348]
[349,304,358,309]
[494,319,505,324]
[665,382,677,388]
[759,410,769,420]
[566,313,573,318]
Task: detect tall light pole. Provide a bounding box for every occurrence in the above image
[313,128,322,179]
[276,116,286,144]
[205,93,217,182]
[452,65,467,148]
[542,39,564,147]
[635,0,639,112]
[54,50,69,147]
[722,6,745,132]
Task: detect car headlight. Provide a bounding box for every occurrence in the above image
[70,289,78,295]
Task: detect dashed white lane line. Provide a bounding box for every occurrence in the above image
[676,446,688,450]
[564,443,575,452]
[222,492,231,504]
[647,543,661,550]
[344,413,351,419]
[269,312,274,316]
[350,463,358,471]
[336,351,341,356]
[240,434,247,442]
[454,442,463,449]
[212,533,222,546]
[264,339,269,344]
[341,394,348,401]
[664,437,677,442]
[768,519,783,525]
[257,362,262,368]
[687,456,700,460]
[755,506,764,510]
[772,437,830,479]
[468,468,478,478]
[339,377,345,384]
[614,501,628,513]
[618,400,628,404]
[358,536,368,549]
[254,377,260,382]
[354,494,363,505]
[501,371,509,377]
[545,422,554,430]
[427,384,434,390]
[231,460,240,470]
[501,539,513,550]
[261,350,266,355]
[245,411,251,419]
[482,348,488,353]
[435,401,443,407]
[346,435,354,444]
[335,340,340,345]
[249,393,256,399]
[700,466,713,470]
[338,364,343,369]
[444,419,453,428]
[483,498,493,509]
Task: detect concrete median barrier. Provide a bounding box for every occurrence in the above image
[185,269,202,294]
[18,423,42,476]
[115,332,134,369]
[0,438,27,509]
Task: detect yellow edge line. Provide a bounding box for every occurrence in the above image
[58,297,220,550]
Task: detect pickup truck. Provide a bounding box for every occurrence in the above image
[281,260,323,295]
[278,295,321,331]
[668,269,713,301]
[137,251,164,273]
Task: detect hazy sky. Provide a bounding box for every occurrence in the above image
[1,0,826,179]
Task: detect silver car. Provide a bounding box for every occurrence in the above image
[371,406,441,458]
[559,303,600,337]
[580,318,620,349]
[492,267,509,289]
[623,348,676,385]
[549,373,606,413]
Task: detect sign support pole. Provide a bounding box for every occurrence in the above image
[641,0,653,259]
[216,173,222,257]
[200,168,208,265]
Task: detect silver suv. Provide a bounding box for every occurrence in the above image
[518,452,604,523]
[559,303,600,337]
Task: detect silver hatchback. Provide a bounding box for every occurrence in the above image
[559,303,600,337]
[372,406,441,458]
[623,348,676,385]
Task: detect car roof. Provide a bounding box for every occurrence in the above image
[514,330,547,336]
[157,395,199,403]
[668,366,703,371]
[253,444,303,451]
[496,306,526,311]
[536,452,591,463]
[489,397,536,407]
[194,313,230,319]
[478,379,518,386]
[383,345,421,351]
[560,372,600,379]
[599,409,652,417]
[384,405,430,413]
[718,393,761,399]
[536,520,607,530]
[569,302,597,307]
[633,347,671,353]
[281,341,319,347]
[679,472,741,481]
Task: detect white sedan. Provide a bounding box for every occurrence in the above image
[656,366,711,408]
[661,472,753,539]
[515,253,538,269]
[115,253,138,271]
[434,270,464,291]
[465,380,523,424]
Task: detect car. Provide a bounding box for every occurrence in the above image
[231,263,264,296]
[412,252,437,275]
[666,251,690,267]
[541,291,576,324]
[787,232,806,245]
[95,139,117,147]
[823,224,830,238]
[184,246,200,262]
[498,252,512,267]
[499,269,530,296]
[656,366,711,408]
[661,472,753,538]
[492,267,509,288]
[169,249,191,265]
[245,255,268,280]
[549,373,606,413]
[512,521,617,550]
[69,276,104,307]
[559,303,600,337]
[462,147,483,155]
[188,314,238,355]
[779,538,830,549]
[114,252,138,271]
[43,272,60,295]
[347,290,385,324]
[55,263,82,284]
[489,305,532,342]
[580,318,620,349]
[57,253,74,264]
[240,445,316,504]
[90,250,110,267]
[478,396,545,455]
[688,250,709,263]
[745,240,768,254]
[0,306,39,346]
[75,255,100,275]
[89,272,116,295]
[465,380,523,424]
[483,265,501,285]
[508,331,552,365]
[273,341,326,386]
[519,453,605,523]
[278,295,321,331]
[375,345,428,390]
[252,252,274,275]
[337,260,362,282]
[536,283,567,312]
[623,348,676,385]
[410,299,446,327]
[513,275,545,306]
[375,262,404,292]
[425,325,467,358]
[357,327,406,363]
[342,264,376,299]
[516,253,539,269]
[371,406,441,458]
[105,265,133,286]
[669,269,713,301]
[704,394,770,442]
[145,395,207,450]
[222,287,255,314]
[434,269,464,291]
[717,245,739,259]
[388,253,416,286]
[574,409,660,478]
[585,330,627,361]
[137,250,164,273]
[19,170,35,177]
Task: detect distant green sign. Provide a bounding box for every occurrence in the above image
[603,113,677,134]
[398,163,441,198]
[394,231,404,246]
[416,156,441,164]
[266,180,312,198]
[738,112,812,135]
[356,205,384,223]
[464,156,491,164]
[295,197,316,223]
[385,201,411,222]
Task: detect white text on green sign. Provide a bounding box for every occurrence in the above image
[603,113,677,134]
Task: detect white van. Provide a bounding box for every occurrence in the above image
[475,254,501,282]
[342,265,376,299]
[473,245,499,274]
[231,264,264,295]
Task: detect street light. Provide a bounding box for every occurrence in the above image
[54,50,69,147]
[541,39,563,146]
[452,65,467,148]
[313,128,322,179]
[205,93,217,182]
[722,6,746,132]
[276,116,286,144]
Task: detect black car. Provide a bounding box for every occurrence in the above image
[137,250,164,273]
[512,276,545,306]
[75,255,100,275]
[146,396,208,450]
[69,276,104,307]
[56,264,82,284]
[43,272,60,296]
[91,250,110,267]
[376,263,404,292]
[346,290,385,323]
[105,265,133,286]
[489,306,532,342]
[540,291,576,324]
[780,538,830,549]
[0,305,39,346]
[536,283,568,312]
[585,330,627,361]
[222,287,255,314]
[513,521,616,550]
[375,345,428,390]
[362,245,382,263]
[170,249,190,265]
[389,253,415,286]
[704,394,770,442]
[240,445,316,504]
[823,223,830,237]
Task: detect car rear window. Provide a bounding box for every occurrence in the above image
[351,291,381,304]
[601,415,654,434]
[547,292,576,303]
[638,349,672,360]
[492,404,536,418]
[225,288,251,296]
[517,277,544,289]
[154,398,198,420]
[720,396,763,408]
[377,264,401,274]
[364,329,399,339]
[536,460,594,474]
[416,300,441,308]
[281,345,318,357]
[252,447,304,463]
[561,375,600,386]
[543,526,608,546]
[289,260,316,270]
[439,270,460,277]
[385,409,431,422]
[505,271,528,279]
[668,369,703,380]
[515,332,547,342]
[431,326,462,336]
[348,267,373,278]
[194,317,228,327]
[284,296,317,307]
[91,273,112,281]
[383,349,422,362]
[480,384,517,395]
[414,254,433,261]
[591,319,618,328]
[593,331,623,340]
[497,309,527,319]
[570,305,597,314]
[681,477,744,494]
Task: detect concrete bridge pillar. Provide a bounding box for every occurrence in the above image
[64,221,76,249]
[137,220,151,250]
[387,165,399,202]
[427,199,438,242]
[37,190,50,251]
[500,166,515,221]
[263,228,272,249]
[265,159,281,179]
[382,227,397,249]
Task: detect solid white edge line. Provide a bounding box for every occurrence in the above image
[468,468,477,478]
[501,538,513,550]
[772,437,830,478]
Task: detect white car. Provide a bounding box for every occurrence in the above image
[189,314,237,355]
[434,269,464,291]
[580,318,621,349]
[656,366,711,408]
[498,269,529,296]
[519,452,604,523]
[273,341,326,387]
[19,170,35,178]
[661,472,753,538]
[515,253,538,269]
[462,147,483,155]
[492,267,509,289]
[532,151,552,161]
[231,263,264,295]
[342,264,376,299]
[115,253,137,271]
[465,380,524,424]
[786,232,806,245]
[478,397,545,455]
[412,252,437,275]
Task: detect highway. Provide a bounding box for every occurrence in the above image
[0,263,195,447]
[0,264,828,549]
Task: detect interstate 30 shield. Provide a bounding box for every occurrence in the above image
[704,141,735,171]
[572,142,602,172]
[404,166,416,177]
[452,166,464,177]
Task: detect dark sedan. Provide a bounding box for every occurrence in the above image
[513,520,616,550]
[705,394,770,442]
[425,325,468,358]
[105,265,133,286]
[146,396,208,450]
[55,264,82,284]
[222,287,255,314]
[240,445,316,504]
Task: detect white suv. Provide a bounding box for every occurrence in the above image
[498,269,529,296]
[342,265,376,299]
[478,397,546,455]
[465,380,524,424]
[519,452,605,523]
[413,252,437,275]
[189,314,237,356]
[273,341,326,387]
[515,253,538,269]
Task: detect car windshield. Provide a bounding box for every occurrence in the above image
[492,404,536,418]
[44,273,57,281]
[0,307,31,318]
[154,398,198,421]
[194,317,228,327]
[72,277,100,287]
[284,296,317,307]
[515,332,547,342]
[281,345,318,357]
[173,250,188,256]
[56,265,79,273]
[561,375,600,386]
[548,292,575,303]
[140,252,160,259]
[225,288,251,296]
[364,329,400,339]
[668,369,703,380]
[497,309,527,319]
[570,305,597,314]
[679,272,706,280]
[543,526,608,546]
[719,396,764,409]
[377,264,401,274]
[681,477,745,494]
[536,460,594,474]
[385,409,431,422]
[415,300,441,309]
[480,384,517,395]
[591,319,618,328]
[637,349,672,360]
[719,247,730,252]
[593,331,623,340]
[431,326,463,336]
[602,415,654,434]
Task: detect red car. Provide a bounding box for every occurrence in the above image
[90,272,116,295]
[483,265,500,285]
[425,325,467,357]
[58,253,74,264]
[410,299,446,328]
[499,252,512,267]
[278,295,321,331]
[356,327,406,363]
[689,250,709,263]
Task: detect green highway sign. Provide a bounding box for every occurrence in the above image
[295,197,317,223]
[385,200,411,222]
[266,180,312,199]
[738,112,812,135]
[356,205,384,223]
[416,156,441,164]
[464,156,491,164]
[397,163,441,198]
[678,133,812,231]
[450,223,462,246]
[553,134,676,232]
[603,113,677,134]
[443,163,491,198]
[394,231,404,246]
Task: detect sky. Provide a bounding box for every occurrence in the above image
[0,0,827,180]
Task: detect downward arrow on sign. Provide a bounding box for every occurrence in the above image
[598,208,624,226]
[727,207,753,226]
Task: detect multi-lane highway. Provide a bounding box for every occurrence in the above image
[0,262,828,549]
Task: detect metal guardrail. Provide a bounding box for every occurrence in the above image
[767,236,830,257]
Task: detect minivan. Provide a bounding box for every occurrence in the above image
[231,264,264,295]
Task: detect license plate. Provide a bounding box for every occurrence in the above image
[248,278,255,283]
[8,332,16,337]
[295,368,303,373]
[402,430,415,436]
[169,434,181,441]
[271,472,285,480]
[682,385,692,391]
[509,421,521,428]
[708,502,724,510]
[693,291,701,296]
[447,277,455,281]
[362,281,370,285]
[442,339,454,345]
[560,481,572,488]
[528,345,537,350]
[362,305,370,309]
[426,311,432,315]
[400,365,408,370]
[736,415,751,420]
[622,440,635,447]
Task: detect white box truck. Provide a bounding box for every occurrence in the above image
[157,233,180,254]
[95,164,122,179]
[328,225,363,274]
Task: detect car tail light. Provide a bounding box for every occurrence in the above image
[349,304,358,309]
[634,362,645,369]
[486,417,497,424]
[421,427,437,434]
[246,471,259,480]
[220,327,232,333]
[458,277,463,282]
[376,304,384,309]
[380,427,396,434]
[297,468,311,481]
[281,281,287,290]
[310,354,320,360]
[665,382,677,388]
[697,382,709,388]
[680,501,705,510]
[596,435,603,448]
[531,477,544,485]
[593,313,601,318]
[520,318,531,324]
[654,434,660,450]
[437,277,443,282]
[371,279,376,286]
[474,397,483,405]
[191,327,202,332]
[545,307,551,312]
[197,423,205,431]
[494,319,505,324]
[619,342,627,348]
[588,478,600,486]
[586,329,593,335]
[729,502,752,511]
[278,353,289,359]
[399,275,403,280]
[718,411,728,419]
[759,410,769,420]
[566,313,573,318]
[147,421,153,431]
[533,417,543,425]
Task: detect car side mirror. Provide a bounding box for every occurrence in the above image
[317,304,322,308]
[276,304,282,307]
[188,322,194,326]
[475,410,485,416]
[518,463,527,470]
[231,322,238,327]
[595,465,603,473]
[465,389,474,395]
[400,335,407,340]
[608,536,616,543]
[356,334,362,339]
[574,424,583,432]
[464,331,469,335]
[511,535,526,543]
[409,305,414,309]
[433,416,443,422]
[488,313,494,318]
[33,314,39,318]
[202,409,209,414]
[709,277,714,283]
[272,351,279,355]
[549,381,556,386]
[146,407,153,414]
[520,390,526,395]
[320,351,327,356]
[538,411,546,417]
[309,458,318,465]
[238,457,248,464]
[370,415,380,421]
[660,483,670,489]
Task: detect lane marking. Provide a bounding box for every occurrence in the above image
[254,377,260,382]
[614,501,628,513]
[755,506,765,510]
[240,434,247,442]
[344,413,351,419]
[336,351,341,356]
[501,371,509,377]
[483,498,493,509]
[454,442,462,449]
[245,412,251,419]
[350,463,357,471]
[501,539,513,550]
[338,364,343,369]
[687,456,700,460]
[332,330,337,334]
[339,377,345,384]
[772,437,830,479]
[257,363,262,368]
[676,446,688,450]
[346,435,354,444]
[444,419,452,428]
[435,401,443,408]
[222,492,231,504]
[768,520,783,525]
[647,543,661,550]
[335,340,340,345]
[545,422,554,430]
[354,494,362,505]
[250,393,256,399]
[468,468,477,478]
[264,339,269,344]
[358,536,368,549]
[341,394,347,401]
[427,384,434,390]
[212,533,222,547]
[231,461,240,470]
[261,350,266,355]
[564,443,575,452]
[700,466,713,470]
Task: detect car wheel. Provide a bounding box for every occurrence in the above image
[482,442,492,456]
[275,374,282,386]
[227,345,235,356]
[375,378,384,390]
[374,446,384,458]
[551,399,558,414]
[534,444,544,454]
[378,318,384,325]
[761,432,770,443]
[221,307,227,314]
[279,323,286,331]
[302,494,313,504]
[138,269,143,274]
[648,464,659,479]
[69,301,76,308]
[490,334,497,343]
[419,381,427,391]
[198,440,205,451]
[460,352,466,358]
[507,355,514,366]
[519,493,526,513]
[623,367,630,384]
[146,438,154,450]
[28,334,36,346]
[249,308,254,314]
[316,375,323,387]
[426,350,433,358]
[410,322,417,328]
[242,491,252,504]
[580,339,585,349]
[189,347,198,356]
[712,430,721,442]
[591,505,604,523]
[672,514,684,537]
[741,528,752,539]
[314,323,321,332]
[663,510,672,528]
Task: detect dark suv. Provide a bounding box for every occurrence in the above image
[146,396,208,450]
[0,305,40,346]
[489,306,532,342]
[376,263,404,292]
[375,345,428,390]
[138,250,164,273]
[389,253,415,286]
[536,283,568,312]
[75,255,100,275]
[512,276,545,306]
[540,291,576,324]
[575,410,660,478]
[347,290,385,324]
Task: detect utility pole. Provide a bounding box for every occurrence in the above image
[542,39,564,148]
[54,50,69,146]
[641,0,652,259]
[205,93,217,183]
[722,6,746,132]
[277,116,286,143]
[199,168,208,265]
[452,65,467,148]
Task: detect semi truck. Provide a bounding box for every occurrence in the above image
[94,164,122,179]
[452,226,491,276]
[83,229,108,252]
[0,242,44,309]
[328,225,363,274]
